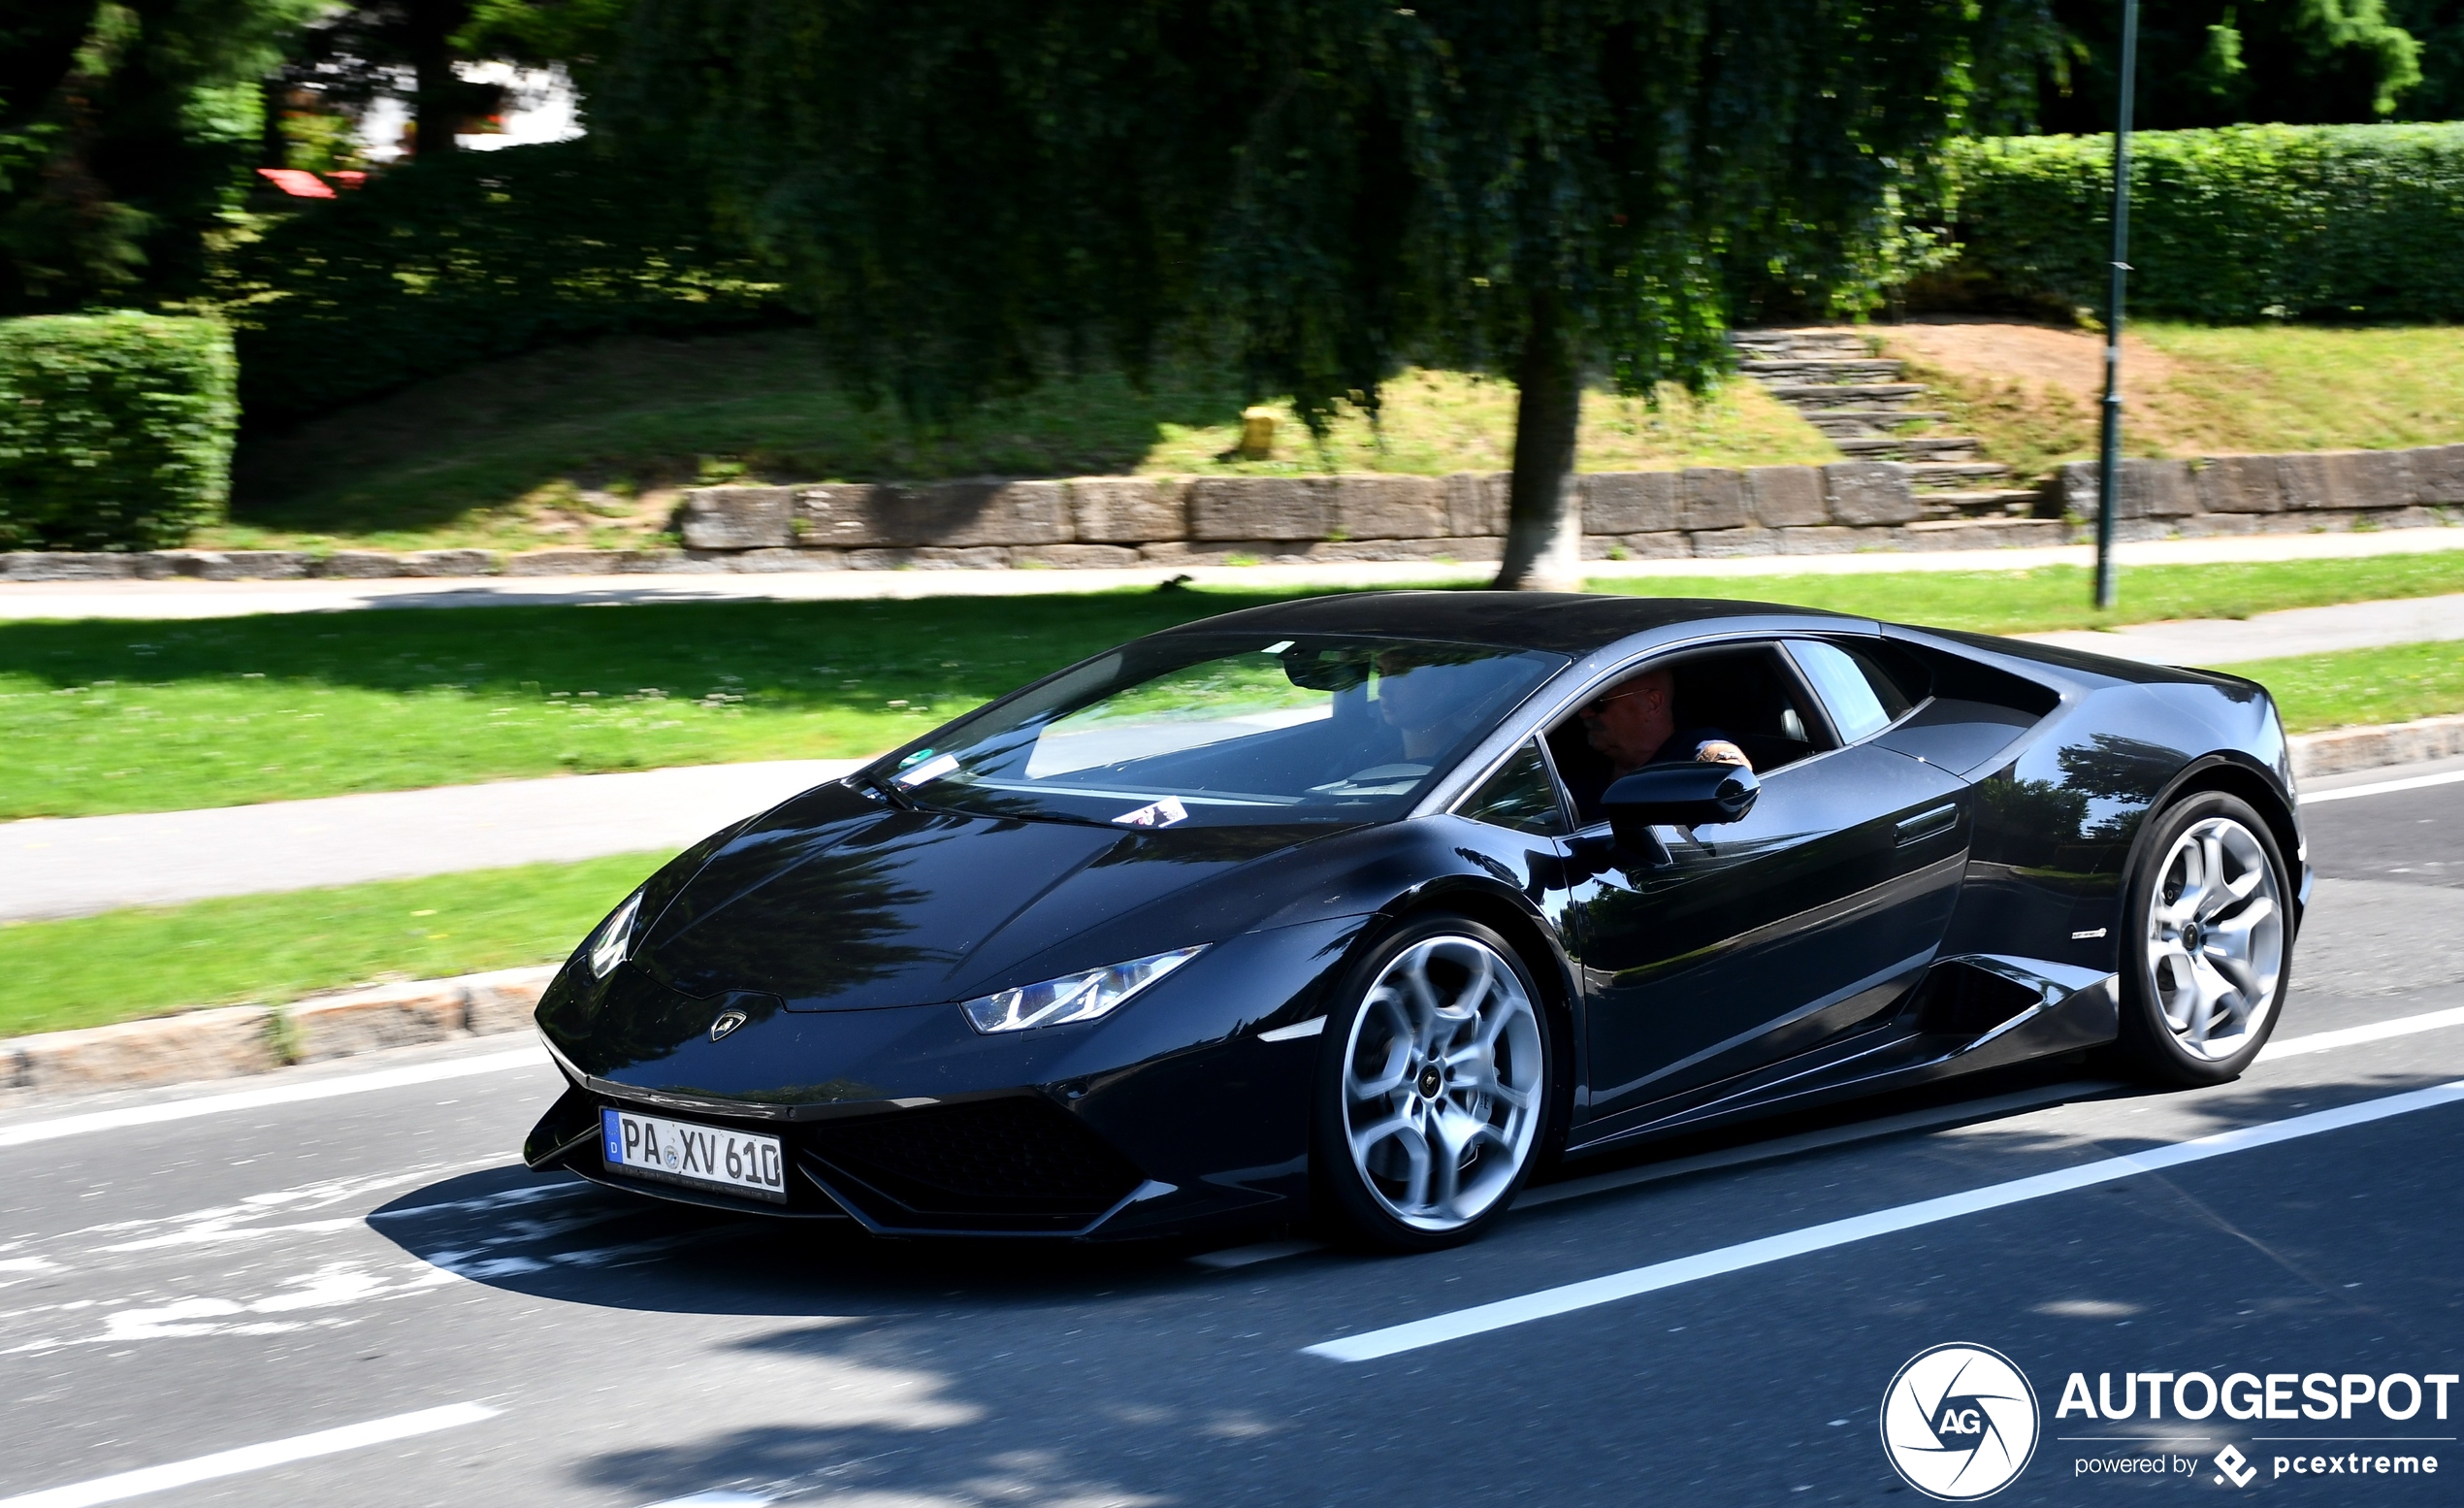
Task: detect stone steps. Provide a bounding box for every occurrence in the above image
[1733,328,2036,518]
[1801,410,1948,439]
[1837,436,1984,463]
[1918,489,2047,519]
[1731,330,1867,357]
[1906,460,2012,487]
[1739,358,1907,383]
[1763,382,1930,409]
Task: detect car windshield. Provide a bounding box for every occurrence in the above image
[877,634,1568,828]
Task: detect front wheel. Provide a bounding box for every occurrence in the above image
[2113,791,2293,1086]
[1312,916,1555,1251]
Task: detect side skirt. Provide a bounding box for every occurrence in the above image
[1562,956,2120,1160]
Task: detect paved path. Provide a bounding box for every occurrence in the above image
[0,760,857,923]
[2026,590,2464,667]
[5,525,2460,621]
[0,776,2455,1507]
[6,592,2457,922]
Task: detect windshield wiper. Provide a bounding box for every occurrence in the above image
[856,770,913,809]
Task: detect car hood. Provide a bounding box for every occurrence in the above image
[632,780,1355,1010]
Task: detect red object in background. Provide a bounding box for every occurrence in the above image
[256,168,335,199]
[327,171,368,189]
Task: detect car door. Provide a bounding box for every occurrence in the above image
[1563,639,1973,1127]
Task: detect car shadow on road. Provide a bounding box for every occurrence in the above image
[364,1162,1223,1317]
[364,1043,2462,1329]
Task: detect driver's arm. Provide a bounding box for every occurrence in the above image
[1694,738,1750,770]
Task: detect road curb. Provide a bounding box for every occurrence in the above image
[1,965,554,1108]
[2291,714,2464,779]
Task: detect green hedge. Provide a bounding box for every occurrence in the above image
[1948,124,2464,321]
[0,314,237,551]
[218,142,789,430]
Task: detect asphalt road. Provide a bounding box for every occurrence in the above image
[3,774,2460,1507]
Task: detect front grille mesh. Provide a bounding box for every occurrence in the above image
[807,1098,1143,1217]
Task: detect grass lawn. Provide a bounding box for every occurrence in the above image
[1881,321,2464,480]
[223,329,1832,555]
[0,851,672,1039]
[2223,641,2464,734]
[208,321,2464,552]
[8,551,2462,819]
[4,634,2452,1040]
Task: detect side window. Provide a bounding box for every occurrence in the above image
[1457,738,1571,836]
[1790,640,1915,743]
[1543,643,1831,828]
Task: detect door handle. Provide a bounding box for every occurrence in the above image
[1895,803,1961,846]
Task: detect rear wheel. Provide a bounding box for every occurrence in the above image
[1313,916,1554,1251]
[2114,791,2292,1086]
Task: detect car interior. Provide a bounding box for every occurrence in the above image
[1544,643,1835,827]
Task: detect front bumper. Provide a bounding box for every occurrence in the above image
[525,914,1372,1238]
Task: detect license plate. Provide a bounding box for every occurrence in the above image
[600,1107,787,1203]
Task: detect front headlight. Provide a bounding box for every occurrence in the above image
[959,946,1207,1033]
[586,890,644,979]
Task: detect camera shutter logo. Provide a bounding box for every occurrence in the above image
[1880,1343,2041,1499]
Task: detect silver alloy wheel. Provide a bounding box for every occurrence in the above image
[2144,815,2286,1061]
[1340,934,1543,1231]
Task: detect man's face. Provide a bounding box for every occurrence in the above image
[1375,651,1443,730]
[1579,669,1675,771]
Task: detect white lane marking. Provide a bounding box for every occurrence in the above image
[6,1260,465,1354]
[1507,1005,2464,1215]
[0,1400,499,1508]
[1304,1078,2464,1362]
[2301,769,2464,805]
[1187,1238,1326,1270]
[2262,1004,2464,1060]
[1257,1016,1327,1042]
[0,1046,548,1150]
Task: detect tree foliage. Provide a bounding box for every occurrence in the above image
[1,0,323,314]
[1950,123,2464,321]
[2034,0,2423,132]
[602,0,2051,427]
[217,139,786,428]
[602,0,2052,583]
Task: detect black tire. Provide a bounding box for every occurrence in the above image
[1311,914,1559,1252]
[2112,790,2294,1087]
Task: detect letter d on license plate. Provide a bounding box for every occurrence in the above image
[600,1107,787,1203]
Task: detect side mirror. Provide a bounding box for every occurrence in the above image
[1603,762,1760,829]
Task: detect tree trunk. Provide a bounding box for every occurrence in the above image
[408,0,469,157]
[1492,290,1584,591]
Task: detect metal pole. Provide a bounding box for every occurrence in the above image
[2093,0,2139,611]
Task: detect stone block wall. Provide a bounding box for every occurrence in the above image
[667,462,2122,570]
[3,448,2454,582]
[2050,445,2464,541]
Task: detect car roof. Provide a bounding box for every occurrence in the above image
[1160,590,1864,657]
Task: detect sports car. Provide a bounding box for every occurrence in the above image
[523,592,2307,1250]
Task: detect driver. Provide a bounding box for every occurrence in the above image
[1579,667,1750,775]
[1557,670,1754,823]
[1564,667,1749,824]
